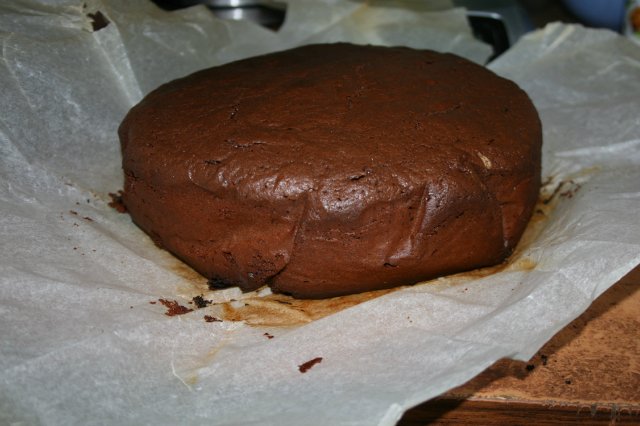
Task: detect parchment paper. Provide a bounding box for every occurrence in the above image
[1,1,640,425]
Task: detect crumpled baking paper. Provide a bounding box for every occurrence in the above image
[1,0,640,425]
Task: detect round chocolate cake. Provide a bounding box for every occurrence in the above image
[119,43,542,298]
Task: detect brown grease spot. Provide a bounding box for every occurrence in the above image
[221,287,397,327]
[185,375,198,386]
[171,259,211,296]
[511,257,537,271]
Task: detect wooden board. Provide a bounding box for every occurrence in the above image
[398,265,640,425]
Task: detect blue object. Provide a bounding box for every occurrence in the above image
[562,0,626,32]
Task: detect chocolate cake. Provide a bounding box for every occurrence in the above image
[119,43,542,298]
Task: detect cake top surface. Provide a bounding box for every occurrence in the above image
[121,43,540,215]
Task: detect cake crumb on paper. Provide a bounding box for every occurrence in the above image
[298,357,323,373]
[158,299,193,316]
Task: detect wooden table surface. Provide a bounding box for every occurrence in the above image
[398,265,640,425]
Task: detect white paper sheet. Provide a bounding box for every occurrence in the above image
[1,1,640,425]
